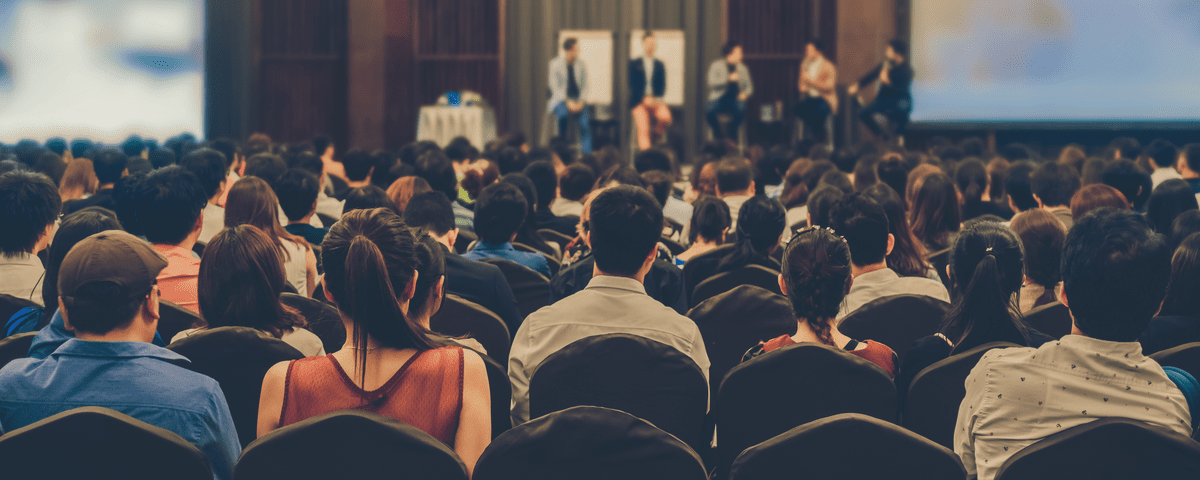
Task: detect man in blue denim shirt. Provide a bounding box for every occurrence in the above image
[0,231,240,480]
[463,182,552,278]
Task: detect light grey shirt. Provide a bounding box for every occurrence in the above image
[836,267,951,321]
[707,60,753,102]
[198,203,225,245]
[547,56,588,113]
[550,198,584,218]
[0,253,45,306]
[508,275,710,426]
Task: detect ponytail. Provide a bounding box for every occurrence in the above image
[942,222,1032,354]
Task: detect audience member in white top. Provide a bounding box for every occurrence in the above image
[715,157,755,227]
[954,208,1193,480]
[509,186,710,425]
[675,196,729,263]
[1146,139,1183,189]
[0,171,60,305]
[225,177,319,297]
[180,149,229,245]
[551,163,595,218]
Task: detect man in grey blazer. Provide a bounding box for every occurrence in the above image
[547,38,592,154]
[706,42,753,141]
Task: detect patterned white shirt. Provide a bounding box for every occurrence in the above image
[954,335,1192,480]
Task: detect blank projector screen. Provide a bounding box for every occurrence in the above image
[0,0,205,143]
[910,0,1200,123]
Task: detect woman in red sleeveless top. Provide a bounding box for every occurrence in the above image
[257,208,491,474]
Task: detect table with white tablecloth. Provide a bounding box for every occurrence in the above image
[415,105,497,149]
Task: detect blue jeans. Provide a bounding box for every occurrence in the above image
[554,101,592,154]
[793,97,832,142]
[706,98,745,140]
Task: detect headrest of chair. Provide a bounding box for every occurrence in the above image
[167,326,304,361]
[687,284,790,319]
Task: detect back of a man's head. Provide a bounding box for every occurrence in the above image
[121,136,146,158]
[523,161,558,209]
[715,157,753,196]
[474,182,527,244]
[1145,139,1177,170]
[340,149,374,182]
[404,191,456,237]
[588,185,664,276]
[416,150,458,201]
[179,148,228,201]
[0,171,61,257]
[1030,161,1080,208]
[496,147,529,175]
[275,169,321,222]
[243,153,287,189]
[134,166,207,246]
[1062,208,1171,342]
[58,230,166,335]
[206,138,239,170]
[1183,144,1200,174]
[829,193,890,267]
[1101,159,1150,209]
[92,149,128,185]
[642,170,673,207]
[1005,161,1038,211]
[634,149,672,174]
[560,163,595,202]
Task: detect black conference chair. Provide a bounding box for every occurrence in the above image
[430,294,512,364]
[0,406,212,480]
[1151,342,1200,381]
[167,326,305,448]
[665,217,685,238]
[716,343,897,480]
[473,406,708,480]
[0,331,36,370]
[994,417,1200,480]
[660,236,686,256]
[454,229,478,254]
[1022,301,1071,339]
[528,334,709,454]
[191,240,205,258]
[279,293,344,355]
[512,242,561,276]
[904,341,1021,449]
[157,299,200,342]
[480,258,551,319]
[730,413,965,480]
[927,247,953,296]
[316,212,338,229]
[237,410,469,480]
[690,264,782,308]
[838,294,952,363]
[0,293,38,329]
[538,228,575,247]
[468,348,512,439]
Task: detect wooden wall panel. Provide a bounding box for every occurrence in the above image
[384,0,417,148]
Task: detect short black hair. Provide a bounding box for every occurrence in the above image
[341,149,374,182]
[689,195,731,243]
[887,39,907,57]
[1145,139,1177,170]
[370,149,402,188]
[634,149,672,174]
[243,153,287,190]
[716,157,753,194]
[342,185,398,216]
[290,151,325,177]
[134,166,208,245]
[1183,144,1200,173]
[276,169,321,222]
[563,37,577,51]
[404,191,456,236]
[829,193,890,267]
[112,172,147,235]
[126,157,152,176]
[44,138,67,156]
[63,281,147,334]
[415,149,458,200]
[1101,159,1150,209]
[474,182,527,244]
[207,138,238,170]
[92,149,128,184]
[560,163,595,201]
[588,185,664,276]
[721,42,741,57]
[32,152,66,185]
[149,149,177,170]
[1108,136,1142,160]
[179,148,228,200]
[70,139,96,160]
[807,185,845,228]
[642,170,673,207]
[1062,208,1171,342]
[445,142,479,163]
[523,161,558,209]
[808,38,825,54]
[1030,162,1080,207]
[0,171,61,256]
[496,147,529,175]
[121,136,146,158]
[1004,161,1038,211]
[311,134,333,155]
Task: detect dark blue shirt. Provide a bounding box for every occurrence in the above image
[285,223,328,246]
[463,241,552,278]
[0,338,240,480]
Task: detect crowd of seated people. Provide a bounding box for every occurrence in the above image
[1,132,1200,480]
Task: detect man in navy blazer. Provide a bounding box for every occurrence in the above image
[628,31,672,151]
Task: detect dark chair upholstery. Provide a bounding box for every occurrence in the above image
[716,343,897,479]
[430,294,512,364]
[481,258,551,319]
[927,247,953,297]
[236,410,469,480]
[470,349,512,439]
[0,331,36,370]
[0,406,212,480]
[529,334,709,453]
[279,293,344,356]
[665,218,685,238]
[690,264,782,308]
[994,417,1200,480]
[166,326,304,448]
[904,341,1021,449]
[538,228,575,247]
[1023,301,1071,339]
[191,241,205,258]
[838,294,952,363]
[1150,342,1200,380]
[0,293,39,329]
[730,413,965,480]
[512,242,561,276]
[661,236,686,256]
[455,229,478,254]
[316,212,337,229]
[157,299,200,342]
[473,406,707,480]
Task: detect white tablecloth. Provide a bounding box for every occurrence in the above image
[415,106,497,149]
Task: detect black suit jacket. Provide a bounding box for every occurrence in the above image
[628,57,667,109]
[535,209,578,237]
[550,254,689,315]
[442,245,525,335]
[60,189,116,216]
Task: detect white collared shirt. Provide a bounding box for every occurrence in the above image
[198,202,225,244]
[0,253,45,306]
[836,267,951,320]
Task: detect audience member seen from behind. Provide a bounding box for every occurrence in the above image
[682,196,785,288]
[1146,139,1182,189]
[957,158,1010,221]
[342,184,400,216]
[1004,161,1039,215]
[408,234,486,353]
[1069,183,1129,221]
[135,166,209,312]
[1146,179,1200,234]
[499,173,559,258]
[257,208,490,473]
[1009,209,1067,312]
[61,149,126,215]
[954,208,1193,480]
[276,169,329,246]
[180,148,230,244]
[0,171,60,306]
[58,158,98,203]
[1030,161,1081,231]
[676,196,730,264]
[172,225,324,356]
[1139,232,1200,354]
[385,176,431,213]
[0,231,241,479]
[462,182,552,278]
[1170,209,1200,250]
[909,173,962,253]
[225,176,319,297]
[715,157,756,226]
[525,160,579,236]
[742,226,897,376]
[861,183,935,280]
[552,163,595,218]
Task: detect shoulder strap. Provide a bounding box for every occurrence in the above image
[1163,366,1200,431]
[843,339,860,351]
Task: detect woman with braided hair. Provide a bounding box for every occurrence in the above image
[741,226,897,376]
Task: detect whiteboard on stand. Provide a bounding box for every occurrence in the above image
[557,30,613,106]
[629,30,685,106]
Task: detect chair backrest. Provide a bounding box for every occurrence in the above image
[529,334,709,453]
[480,258,551,319]
[994,417,1200,480]
[166,326,305,448]
[512,242,562,276]
[0,293,38,329]
[430,294,512,364]
[904,341,1022,449]
[660,236,686,256]
[191,240,205,258]
[665,217,685,238]
[1023,301,1071,339]
[0,331,36,370]
[454,229,478,254]
[716,343,897,480]
[538,228,575,247]
[838,294,952,363]
[472,348,512,439]
[730,413,965,480]
[926,247,953,296]
[237,409,468,480]
[690,264,782,308]
[1150,342,1200,380]
[0,406,212,479]
[279,293,344,355]
[157,299,200,342]
[315,212,338,229]
[473,406,708,480]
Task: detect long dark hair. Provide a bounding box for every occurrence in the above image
[224,176,311,261]
[1160,233,1200,318]
[322,208,438,389]
[409,234,447,320]
[716,196,786,273]
[862,183,931,277]
[910,173,962,251]
[942,222,1034,354]
[1146,179,1200,233]
[199,225,305,337]
[689,195,731,244]
[42,208,121,324]
[782,227,852,345]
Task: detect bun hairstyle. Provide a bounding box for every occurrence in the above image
[689,195,731,244]
[782,227,853,345]
[943,221,1033,354]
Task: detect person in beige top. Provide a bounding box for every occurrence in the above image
[793,39,837,143]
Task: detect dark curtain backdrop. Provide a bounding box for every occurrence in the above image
[205,0,254,141]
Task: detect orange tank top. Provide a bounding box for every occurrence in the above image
[279,346,465,445]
